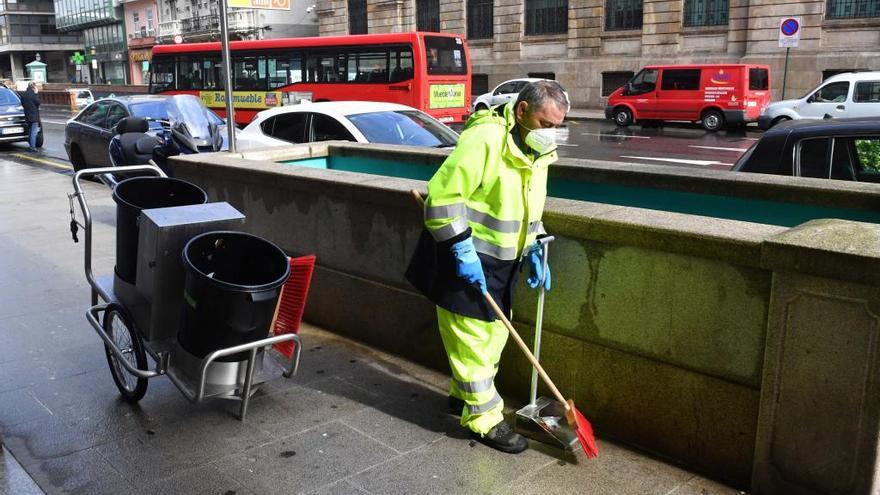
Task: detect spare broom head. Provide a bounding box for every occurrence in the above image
[272,255,316,359]
[565,399,599,459]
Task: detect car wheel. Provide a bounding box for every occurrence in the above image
[69,145,86,172]
[770,116,791,128]
[613,107,633,127]
[701,109,725,132]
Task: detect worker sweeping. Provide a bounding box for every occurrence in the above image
[406,80,568,454]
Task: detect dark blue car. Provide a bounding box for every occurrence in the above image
[64,95,222,171]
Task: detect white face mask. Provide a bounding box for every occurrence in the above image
[524,127,557,154]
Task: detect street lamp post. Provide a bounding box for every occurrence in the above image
[219,0,236,152]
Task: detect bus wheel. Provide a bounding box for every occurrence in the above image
[613,107,633,127]
[701,109,724,132]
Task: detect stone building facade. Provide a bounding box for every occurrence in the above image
[315,0,880,107]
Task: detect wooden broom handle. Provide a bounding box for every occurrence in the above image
[409,189,570,411]
[482,292,569,409]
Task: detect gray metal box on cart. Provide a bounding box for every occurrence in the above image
[134,202,245,342]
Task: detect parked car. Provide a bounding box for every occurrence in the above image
[606,64,771,131]
[733,118,880,182]
[0,86,41,147]
[65,94,226,171]
[758,71,880,130]
[471,78,571,113]
[236,101,459,150]
[69,89,94,109]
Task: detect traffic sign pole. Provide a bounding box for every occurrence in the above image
[219,0,236,153]
[782,47,790,100]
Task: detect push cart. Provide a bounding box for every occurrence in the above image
[68,164,303,420]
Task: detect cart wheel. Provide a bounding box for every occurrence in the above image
[103,302,148,402]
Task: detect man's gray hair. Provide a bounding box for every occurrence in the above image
[27,82,36,89]
[515,80,569,114]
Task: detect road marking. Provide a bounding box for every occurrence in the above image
[688,145,751,152]
[11,153,72,170]
[582,132,652,139]
[620,155,725,167]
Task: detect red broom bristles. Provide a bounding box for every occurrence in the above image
[566,399,599,459]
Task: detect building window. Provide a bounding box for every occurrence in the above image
[417,0,440,31]
[605,0,642,30]
[467,0,493,39]
[602,71,633,96]
[525,0,568,35]
[472,73,489,95]
[683,0,728,26]
[826,0,880,19]
[132,11,139,25]
[146,8,153,30]
[348,0,366,34]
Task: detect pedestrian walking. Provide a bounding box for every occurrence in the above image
[406,80,568,454]
[21,82,41,152]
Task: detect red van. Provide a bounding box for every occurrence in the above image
[605,64,771,131]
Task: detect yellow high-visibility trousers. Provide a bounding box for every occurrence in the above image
[436,306,508,435]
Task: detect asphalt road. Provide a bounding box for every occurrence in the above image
[1,107,760,173]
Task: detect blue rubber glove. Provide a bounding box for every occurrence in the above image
[526,243,551,291]
[450,237,487,294]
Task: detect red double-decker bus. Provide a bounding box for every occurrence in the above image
[149,32,471,126]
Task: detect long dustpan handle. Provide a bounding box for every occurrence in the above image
[410,188,569,410]
[530,236,553,406]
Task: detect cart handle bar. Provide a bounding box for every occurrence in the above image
[71,164,166,304]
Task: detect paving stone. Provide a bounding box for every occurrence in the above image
[0,389,52,428]
[93,408,273,485]
[245,376,384,439]
[218,421,397,495]
[349,434,553,495]
[23,446,139,495]
[0,447,43,495]
[510,439,695,495]
[340,393,460,453]
[310,480,372,495]
[143,463,258,495]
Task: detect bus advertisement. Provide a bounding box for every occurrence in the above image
[149,32,472,126]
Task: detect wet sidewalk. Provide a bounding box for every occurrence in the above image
[0,158,743,495]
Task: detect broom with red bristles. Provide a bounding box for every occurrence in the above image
[410,189,598,459]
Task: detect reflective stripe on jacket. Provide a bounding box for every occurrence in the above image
[405,103,557,321]
[424,102,555,261]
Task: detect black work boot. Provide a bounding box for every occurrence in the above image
[448,396,465,415]
[471,421,528,454]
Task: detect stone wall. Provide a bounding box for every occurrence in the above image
[171,143,880,492]
[315,0,880,107]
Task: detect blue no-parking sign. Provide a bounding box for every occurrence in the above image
[778,17,801,48]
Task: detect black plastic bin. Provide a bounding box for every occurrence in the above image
[179,231,290,362]
[112,177,207,284]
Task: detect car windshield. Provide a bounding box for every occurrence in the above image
[0,88,21,105]
[347,110,459,147]
[165,95,223,139]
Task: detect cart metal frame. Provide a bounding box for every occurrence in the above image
[69,165,301,420]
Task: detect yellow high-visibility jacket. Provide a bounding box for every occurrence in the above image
[406,102,558,320]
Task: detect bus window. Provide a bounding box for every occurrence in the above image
[353,51,388,83]
[424,36,466,75]
[177,57,204,90]
[389,46,413,83]
[235,54,268,91]
[150,57,175,93]
[306,51,348,83]
[202,57,224,90]
[268,53,303,88]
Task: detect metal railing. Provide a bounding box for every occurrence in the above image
[683,0,729,26]
[826,0,880,19]
[605,0,643,30]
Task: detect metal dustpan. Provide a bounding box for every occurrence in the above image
[515,236,579,451]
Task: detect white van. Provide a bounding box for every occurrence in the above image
[758,71,880,129]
